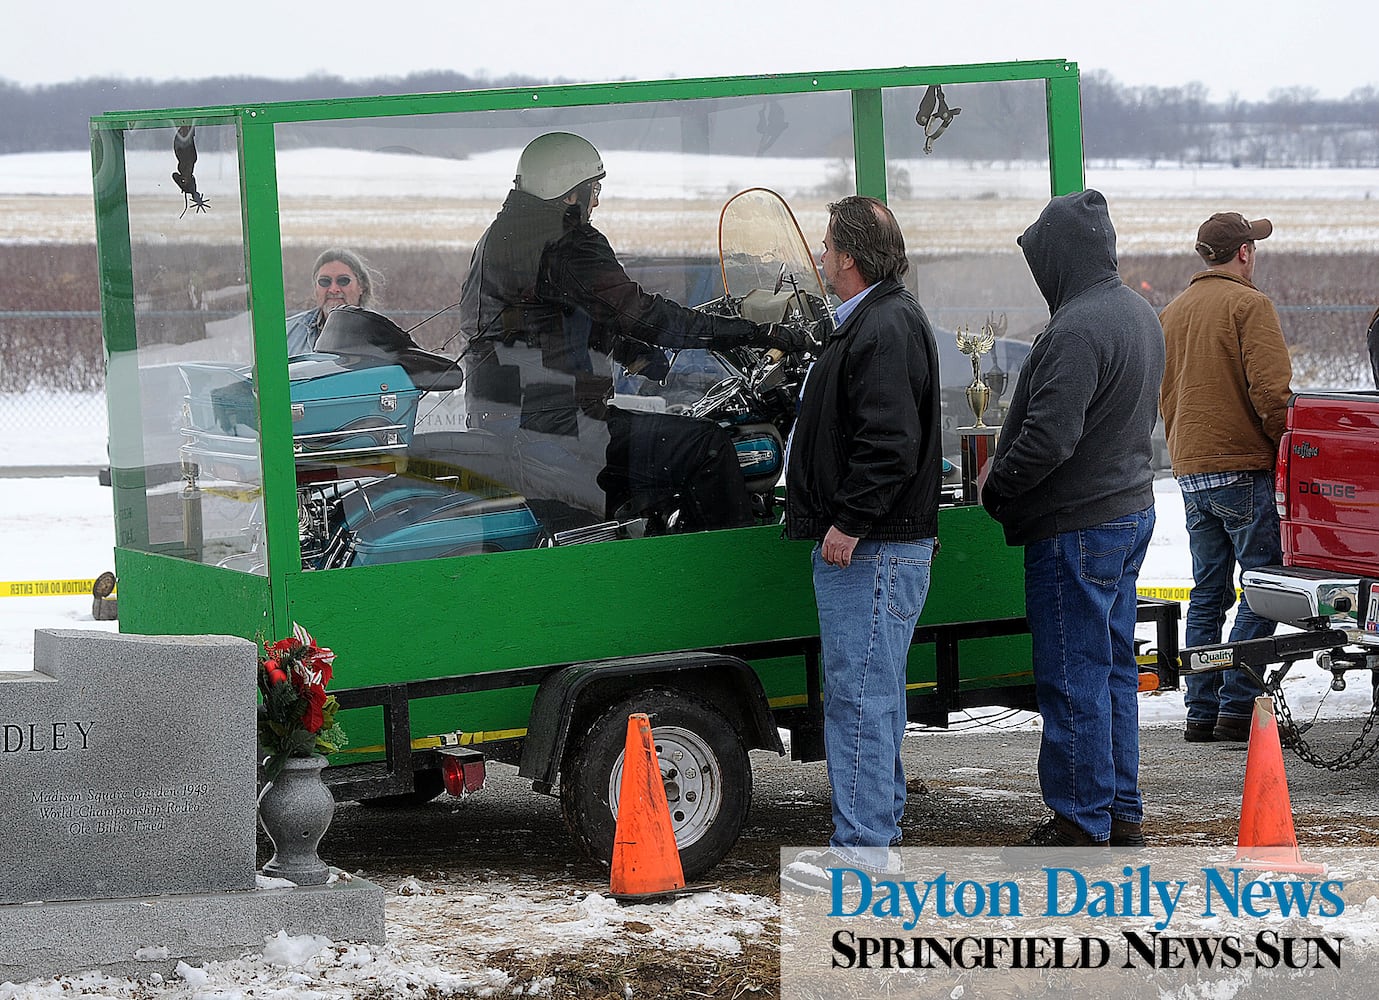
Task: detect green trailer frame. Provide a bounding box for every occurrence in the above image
[90,60,1178,874]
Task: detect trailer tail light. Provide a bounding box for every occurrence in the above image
[438,747,486,798]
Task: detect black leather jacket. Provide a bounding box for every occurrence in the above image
[459,190,760,384]
[784,278,942,542]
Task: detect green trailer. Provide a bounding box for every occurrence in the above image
[91,60,1178,877]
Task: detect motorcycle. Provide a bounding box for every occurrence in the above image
[628,187,832,528]
[176,189,828,570]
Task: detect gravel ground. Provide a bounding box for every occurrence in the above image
[298,712,1379,998]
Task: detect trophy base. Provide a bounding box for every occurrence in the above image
[957,425,999,505]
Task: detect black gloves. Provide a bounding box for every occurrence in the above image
[614,339,671,382]
[754,321,818,354]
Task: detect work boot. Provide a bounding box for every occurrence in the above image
[1184,720,1218,742]
[1002,814,1109,867]
[1213,715,1252,742]
[1110,818,1146,848]
[1013,814,1107,847]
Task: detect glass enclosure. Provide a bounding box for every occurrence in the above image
[99,121,265,572]
[271,94,855,564]
[884,80,1054,440]
[93,63,1084,580]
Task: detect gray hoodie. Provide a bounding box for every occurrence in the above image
[981,189,1165,546]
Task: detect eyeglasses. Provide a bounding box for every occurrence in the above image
[591,181,602,198]
[317,275,353,288]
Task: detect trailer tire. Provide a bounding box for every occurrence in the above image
[357,767,445,808]
[560,688,750,880]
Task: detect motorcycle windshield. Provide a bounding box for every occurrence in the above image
[718,188,831,318]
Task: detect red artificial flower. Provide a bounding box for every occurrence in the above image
[302,645,335,686]
[267,637,302,658]
[301,683,328,733]
[258,623,346,779]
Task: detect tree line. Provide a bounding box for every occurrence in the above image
[5,68,1379,166]
[0,71,543,153]
[1080,70,1379,167]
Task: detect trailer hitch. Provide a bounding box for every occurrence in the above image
[1180,630,1379,770]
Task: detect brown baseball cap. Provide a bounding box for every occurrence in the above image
[1195,212,1273,263]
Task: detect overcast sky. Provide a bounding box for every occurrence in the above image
[7,0,1376,103]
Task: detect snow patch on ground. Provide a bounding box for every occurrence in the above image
[0,877,777,999]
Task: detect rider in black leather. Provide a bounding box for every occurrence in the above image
[458,132,791,532]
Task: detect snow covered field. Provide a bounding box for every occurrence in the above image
[6,150,1379,253]
[9,148,1379,204]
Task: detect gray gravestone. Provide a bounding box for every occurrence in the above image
[0,630,385,983]
[2,630,257,903]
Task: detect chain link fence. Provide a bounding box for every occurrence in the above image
[0,300,108,470]
[0,386,107,469]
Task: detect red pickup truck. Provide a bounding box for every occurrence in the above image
[1184,390,1379,693]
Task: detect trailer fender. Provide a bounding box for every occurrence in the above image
[518,651,784,793]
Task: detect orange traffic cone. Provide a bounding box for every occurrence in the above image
[610,713,686,902]
[1234,695,1327,875]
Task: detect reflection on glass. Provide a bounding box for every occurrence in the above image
[105,122,263,573]
[882,80,1053,464]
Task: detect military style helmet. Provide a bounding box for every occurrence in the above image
[514,132,606,201]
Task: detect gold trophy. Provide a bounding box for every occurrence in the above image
[954,314,1005,503]
[955,320,997,427]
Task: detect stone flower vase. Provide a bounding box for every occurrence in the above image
[258,754,335,886]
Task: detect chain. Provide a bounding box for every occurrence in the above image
[1269,670,1379,771]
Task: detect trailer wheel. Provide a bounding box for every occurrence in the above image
[357,767,445,808]
[560,688,750,880]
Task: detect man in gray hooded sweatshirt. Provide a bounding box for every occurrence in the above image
[981,189,1165,849]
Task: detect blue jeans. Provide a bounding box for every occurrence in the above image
[1024,507,1154,841]
[812,537,934,868]
[1182,473,1280,723]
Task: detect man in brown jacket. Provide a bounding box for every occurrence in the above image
[1159,212,1293,743]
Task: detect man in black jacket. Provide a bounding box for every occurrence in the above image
[981,189,1164,850]
[780,197,942,889]
[457,132,804,532]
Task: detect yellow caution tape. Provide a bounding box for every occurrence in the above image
[1137,586,1242,601]
[2,579,109,598]
[0,579,1233,604]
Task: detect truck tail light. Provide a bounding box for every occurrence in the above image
[1274,432,1289,517]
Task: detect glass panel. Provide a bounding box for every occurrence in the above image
[273,92,850,568]
[883,80,1052,461]
[105,122,263,572]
